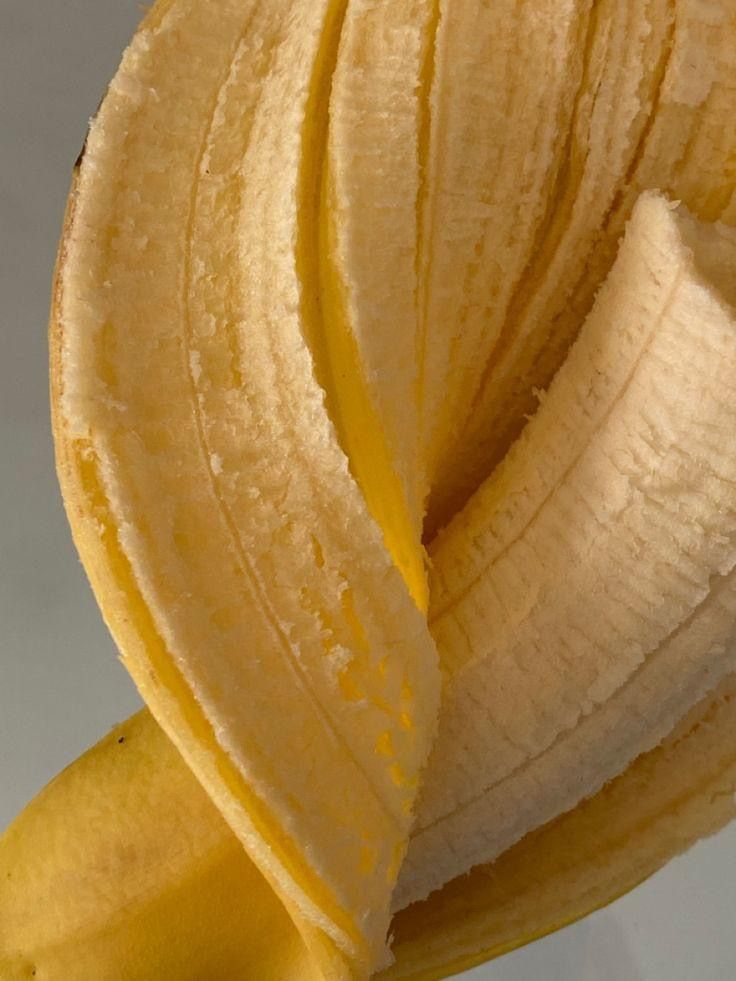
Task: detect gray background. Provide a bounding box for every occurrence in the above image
[1,2,735,978]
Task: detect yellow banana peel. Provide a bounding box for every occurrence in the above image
[2,0,736,977]
[3,675,736,979]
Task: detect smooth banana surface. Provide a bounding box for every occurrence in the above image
[0,712,317,981]
[2,0,736,977]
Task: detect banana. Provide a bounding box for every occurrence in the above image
[397,192,736,906]
[50,0,439,972]
[427,0,736,530]
[3,674,736,979]
[3,0,736,977]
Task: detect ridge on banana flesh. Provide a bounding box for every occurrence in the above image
[387,672,736,979]
[321,0,434,606]
[396,192,736,906]
[5,0,736,977]
[3,674,736,979]
[50,0,440,973]
[426,0,736,530]
[417,0,590,498]
[35,187,736,975]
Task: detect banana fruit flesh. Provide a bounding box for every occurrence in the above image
[1,0,736,977]
[417,0,592,511]
[387,672,736,979]
[322,0,435,603]
[398,192,736,906]
[0,712,319,981]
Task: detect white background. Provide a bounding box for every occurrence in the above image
[1,2,735,978]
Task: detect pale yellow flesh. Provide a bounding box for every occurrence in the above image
[425,0,736,530]
[9,0,736,977]
[397,194,736,906]
[321,0,435,606]
[386,673,736,980]
[51,0,439,973]
[417,0,591,503]
[47,186,732,972]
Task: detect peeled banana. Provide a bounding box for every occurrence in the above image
[2,0,736,978]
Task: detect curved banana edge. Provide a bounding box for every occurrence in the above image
[49,0,440,976]
[50,156,357,981]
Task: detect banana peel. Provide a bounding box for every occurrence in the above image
[49,0,441,973]
[3,675,736,979]
[43,177,736,975]
[399,192,736,905]
[2,0,736,977]
[0,711,318,981]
